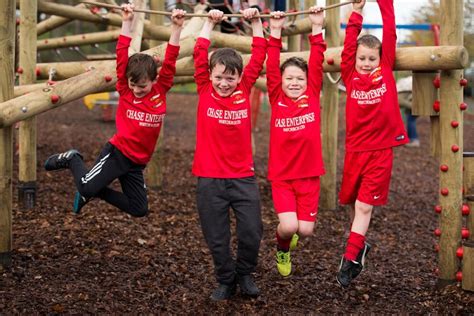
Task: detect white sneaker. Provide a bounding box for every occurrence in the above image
[406,139,420,148]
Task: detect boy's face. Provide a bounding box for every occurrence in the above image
[128,77,156,98]
[282,65,307,100]
[355,44,380,75]
[210,63,242,98]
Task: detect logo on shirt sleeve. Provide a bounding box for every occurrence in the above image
[149,93,163,108]
[231,90,246,105]
[295,94,309,108]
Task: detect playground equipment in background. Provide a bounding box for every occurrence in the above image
[83,91,118,122]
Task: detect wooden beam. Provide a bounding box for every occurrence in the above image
[173,45,469,76]
[37,30,122,51]
[37,4,85,36]
[0,36,197,128]
[0,0,15,269]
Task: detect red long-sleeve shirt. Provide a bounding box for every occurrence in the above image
[192,37,267,178]
[266,35,326,181]
[341,0,408,152]
[109,35,180,164]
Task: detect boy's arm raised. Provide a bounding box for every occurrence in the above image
[193,10,224,93]
[266,12,285,104]
[240,8,267,92]
[341,0,365,82]
[116,4,134,93]
[379,0,396,68]
[157,9,185,93]
[308,7,326,95]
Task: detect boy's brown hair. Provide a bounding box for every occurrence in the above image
[126,53,161,83]
[357,34,382,55]
[280,57,308,75]
[209,48,243,75]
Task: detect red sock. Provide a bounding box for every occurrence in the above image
[276,231,291,252]
[344,231,366,261]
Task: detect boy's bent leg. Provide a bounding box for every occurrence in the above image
[196,178,235,286]
[70,143,126,198]
[115,165,148,217]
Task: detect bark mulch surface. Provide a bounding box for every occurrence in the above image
[1,93,474,314]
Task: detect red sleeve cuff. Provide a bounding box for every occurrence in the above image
[252,36,267,47]
[308,33,324,44]
[118,35,132,45]
[196,37,211,48]
[268,36,282,48]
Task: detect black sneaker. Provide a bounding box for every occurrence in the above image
[44,149,82,171]
[352,242,371,279]
[238,274,260,297]
[210,282,236,301]
[73,191,90,214]
[336,257,361,288]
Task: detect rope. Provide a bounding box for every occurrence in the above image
[325,72,342,84]
[80,1,360,18]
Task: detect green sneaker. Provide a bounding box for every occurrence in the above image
[289,234,299,251]
[276,250,292,277]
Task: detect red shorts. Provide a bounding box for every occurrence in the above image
[271,177,320,222]
[339,149,393,206]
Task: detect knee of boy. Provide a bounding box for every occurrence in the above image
[298,226,314,238]
[280,221,299,236]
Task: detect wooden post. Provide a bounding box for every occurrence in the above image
[462,240,474,291]
[437,0,464,286]
[462,153,474,291]
[18,0,38,209]
[129,0,147,54]
[430,116,441,158]
[412,71,440,158]
[320,0,340,211]
[0,0,15,268]
[412,72,438,116]
[147,0,166,189]
[287,0,301,52]
[463,152,474,197]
